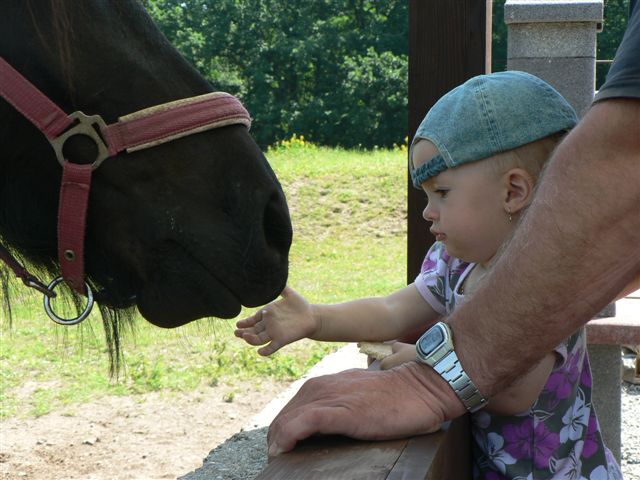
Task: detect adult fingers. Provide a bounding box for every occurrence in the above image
[268,405,345,456]
[266,371,373,453]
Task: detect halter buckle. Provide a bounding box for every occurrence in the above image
[48,111,110,170]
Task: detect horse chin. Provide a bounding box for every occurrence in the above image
[136,281,242,328]
[130,238,288,327]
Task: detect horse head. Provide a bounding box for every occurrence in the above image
[0,1,292,329]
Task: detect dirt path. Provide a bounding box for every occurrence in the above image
[0,379,289,480]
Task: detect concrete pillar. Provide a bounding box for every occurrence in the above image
[587,344,621,461]
[589,303,621,462]
[505,0,621,461]
[505,0,603,118]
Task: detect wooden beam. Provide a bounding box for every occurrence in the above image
[407,0,492,283]
[255,435,441,480]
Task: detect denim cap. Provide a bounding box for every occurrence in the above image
[409,71,578,188]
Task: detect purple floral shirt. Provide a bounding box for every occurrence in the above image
[414,242,623,480]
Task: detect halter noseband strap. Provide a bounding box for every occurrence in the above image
[0,56,251,324]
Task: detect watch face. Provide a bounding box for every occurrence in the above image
[419,325,445,354]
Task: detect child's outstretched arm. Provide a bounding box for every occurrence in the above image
[235,284,440,356]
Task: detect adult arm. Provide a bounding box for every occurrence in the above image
[452,97,640,397]
[377,343,556,416]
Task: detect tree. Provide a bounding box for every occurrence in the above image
[597,0,631,88]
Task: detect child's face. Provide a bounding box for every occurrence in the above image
[412,140,512,264]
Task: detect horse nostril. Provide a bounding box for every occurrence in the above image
[262,191,292,253]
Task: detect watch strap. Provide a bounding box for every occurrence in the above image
[433,350,488,412]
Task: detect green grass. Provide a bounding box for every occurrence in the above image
[0,142,408,419]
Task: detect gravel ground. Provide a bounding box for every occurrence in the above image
[621,382,640,479]
[182,379,640,480]
[179,427,268,480]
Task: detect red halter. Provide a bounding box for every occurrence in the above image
[0,56,251,324]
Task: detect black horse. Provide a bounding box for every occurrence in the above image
[0,1,292,362]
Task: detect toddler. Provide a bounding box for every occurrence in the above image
[236,71,622,479]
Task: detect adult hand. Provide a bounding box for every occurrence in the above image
[235,286,317,355]
[379,342,418,370]
[267,361,466,456]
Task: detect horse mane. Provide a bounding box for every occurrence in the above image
[1,1,137,377]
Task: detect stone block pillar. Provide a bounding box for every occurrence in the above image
[505,0,603,118]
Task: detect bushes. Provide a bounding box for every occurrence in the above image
[297,48,407,149]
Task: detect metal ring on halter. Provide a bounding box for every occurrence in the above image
[42,277,94,325]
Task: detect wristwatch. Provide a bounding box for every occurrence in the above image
[415,321,488,412]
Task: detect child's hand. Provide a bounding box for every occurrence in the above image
[234,286,317,356]
[379,342,418,370]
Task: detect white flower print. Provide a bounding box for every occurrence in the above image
[550,441,583,480]
[560,389,589,443]
[484,432,517,473]
[435,256,448,273]
[579,465,608,480]
[513,475,533,480]
[427,246,440,263]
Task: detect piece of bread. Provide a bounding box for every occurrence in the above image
[358,342,393,360]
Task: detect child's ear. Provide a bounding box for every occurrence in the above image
[502,168,535,214]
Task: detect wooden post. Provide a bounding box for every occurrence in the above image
[407,0,492,283]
